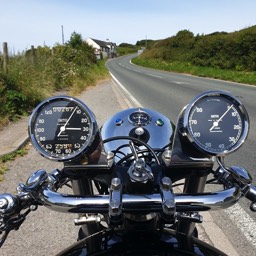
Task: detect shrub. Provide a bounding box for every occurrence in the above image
[0,32,107,127]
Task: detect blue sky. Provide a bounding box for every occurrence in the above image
[1,0,256,53]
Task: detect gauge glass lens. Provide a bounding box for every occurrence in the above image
[185,92,249,155]
[29,97,95,161]
[129,111,151,126]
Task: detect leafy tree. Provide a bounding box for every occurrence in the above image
[172,30,194,49]
[68,31,83,48]
[119,43,135,48]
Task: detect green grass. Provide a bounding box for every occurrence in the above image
[132,57,256,85]
[70,59,110,95]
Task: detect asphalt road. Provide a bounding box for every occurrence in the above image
[106,54,256,255]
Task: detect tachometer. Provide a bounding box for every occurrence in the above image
[29,96,98,161]
[182,91,249,156]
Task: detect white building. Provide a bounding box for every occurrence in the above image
[86,38,117,59]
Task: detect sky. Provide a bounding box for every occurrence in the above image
[1,0,256,53]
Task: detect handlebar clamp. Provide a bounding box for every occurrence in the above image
[109,178,122,225]
[18,169,48,194]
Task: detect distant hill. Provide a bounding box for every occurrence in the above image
[139,25,256,72]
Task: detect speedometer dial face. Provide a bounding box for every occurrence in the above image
[29,96,98,161]
[183,91,249,156]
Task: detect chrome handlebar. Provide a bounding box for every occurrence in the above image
[35,166,255,215]
[40,185,241,214]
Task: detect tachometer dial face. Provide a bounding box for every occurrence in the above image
[183,91,249,156]
[129,110,151,126]
[29,96,98,161]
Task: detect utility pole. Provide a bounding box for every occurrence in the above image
[61,25,65,44]
[3,42,8,74]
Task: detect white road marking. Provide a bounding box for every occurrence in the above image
[225,203,256,247]
[120,61,163,79]
[119,63,193,84]
[173,81,190,85]
[109,72,141,107]
[146,73,163,79]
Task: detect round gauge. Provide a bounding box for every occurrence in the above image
[29,96,98,161]
[183,91,249,156]
[129,110,151,126]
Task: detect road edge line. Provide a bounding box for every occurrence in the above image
[109,72,141,107]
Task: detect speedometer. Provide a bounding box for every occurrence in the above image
[29,96,98,161]
[182,91,249,156]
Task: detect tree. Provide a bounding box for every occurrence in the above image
[172,30,194,48]
[68,32,83,48]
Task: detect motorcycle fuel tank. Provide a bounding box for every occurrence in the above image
[101,108,174,156]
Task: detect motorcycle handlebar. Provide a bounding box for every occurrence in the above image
[1,171,256,220]
[39,185,241,214]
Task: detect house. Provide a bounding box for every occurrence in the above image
[85,38,117,59]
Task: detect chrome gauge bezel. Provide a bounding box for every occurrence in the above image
[182,91,249,156]
[128,109,151,126]
[28,96,98,162]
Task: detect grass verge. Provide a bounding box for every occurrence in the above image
[132,57,256,85]
[70,59,110,95]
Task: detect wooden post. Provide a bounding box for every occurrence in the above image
[3,42,8,74]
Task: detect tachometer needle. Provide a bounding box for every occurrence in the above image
[209,104,233,131]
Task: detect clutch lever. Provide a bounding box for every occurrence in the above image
[0,207,31,247]
[0,230,9,248]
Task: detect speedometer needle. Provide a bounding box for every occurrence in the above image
[58,106,78,137]
[209,104,233,131]
[65,128,81,130]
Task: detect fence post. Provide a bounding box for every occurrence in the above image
[3,42,8,74]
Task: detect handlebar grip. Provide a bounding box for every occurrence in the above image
[244,185,256,212]
[244,184,256,202]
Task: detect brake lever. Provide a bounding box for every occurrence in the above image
[0,207,34,248]
[0,180,41,248]
[0,230,9,248]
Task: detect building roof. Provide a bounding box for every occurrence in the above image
[90,38,116,48]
